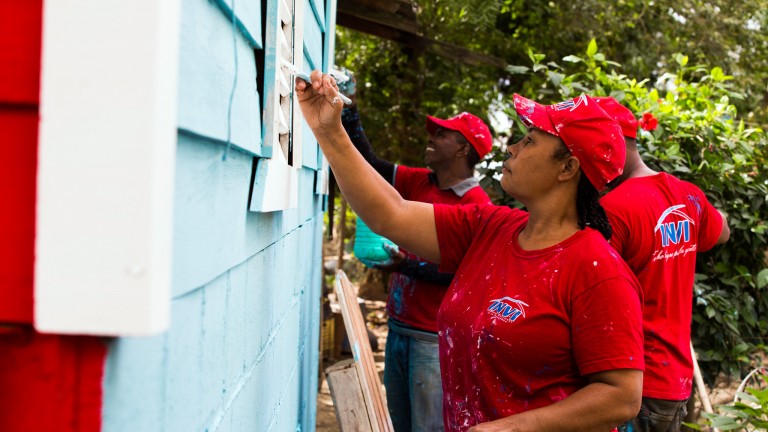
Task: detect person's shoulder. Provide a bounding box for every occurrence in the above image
[448,203,525,224]
[396,165,430,177]
[569,229,638,283]
[601,173,664,209]
[462,185,492,205]
[478,205,527,227]
[663,172,706,194]
[571,229,624,261]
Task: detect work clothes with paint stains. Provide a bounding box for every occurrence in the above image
[342,105,492,432]
[601,173,724,401]
[434,203,644,432]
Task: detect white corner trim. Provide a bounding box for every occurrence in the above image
[35,0,182,336]
[250,149,300,213]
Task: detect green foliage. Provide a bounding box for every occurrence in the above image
[335,0,768,167]
[493,40,768,376]
[687,373,768,430]
[496,0,768,124]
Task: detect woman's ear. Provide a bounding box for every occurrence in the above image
[559,156,580,181]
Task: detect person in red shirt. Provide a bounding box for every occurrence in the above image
[341,81,492,431]
[296,72,644,431]
[596,97,730,432]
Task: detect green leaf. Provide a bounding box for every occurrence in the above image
[676,54,689,67]
[506,65,530,74]
[758,268,768,289]
[586,39,598,57]
[711,67,725,82]
[562,55,584,63]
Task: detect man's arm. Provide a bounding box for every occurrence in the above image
[341,101,396,183]
[716,209,730,244]
[375,246,454,285]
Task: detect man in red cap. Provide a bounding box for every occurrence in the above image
[597,97,730,432]
[341,89,492,432]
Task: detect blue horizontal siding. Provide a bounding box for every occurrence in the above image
[103,0,329,430]
[102,219,322,431]
[177,0,262,155]
[210,0,262,49]
[172,134,323,297]
[303,4,324,74]
[308,0,326,32]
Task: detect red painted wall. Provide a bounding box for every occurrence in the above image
[0,3,107,431]
[0,330,107,431]
[0,0,42,324]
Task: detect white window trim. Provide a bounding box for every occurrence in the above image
[35,0,181,336]
[250,0,306,213]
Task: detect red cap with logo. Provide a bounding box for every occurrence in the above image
[426,112,493,159]
[594,97,638,139]
[513,94,625,192]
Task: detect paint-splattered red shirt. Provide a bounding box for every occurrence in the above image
[434,204,644,431]
[388,166,491,333]
[601,173,724,400]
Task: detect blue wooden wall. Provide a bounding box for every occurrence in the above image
[100,0,334,429]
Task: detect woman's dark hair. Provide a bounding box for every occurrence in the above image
[552,143,613,240]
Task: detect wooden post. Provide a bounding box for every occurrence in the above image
[690,341,719,432]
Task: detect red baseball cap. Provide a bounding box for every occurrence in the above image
[594,97,638,139]
[426,112,493,158]
[513,94,625,192]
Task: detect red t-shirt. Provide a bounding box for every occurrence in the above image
[434,204,644,431]
[389,166,492,332]
[601,173,724,400]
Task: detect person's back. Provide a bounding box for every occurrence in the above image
[597,97,729,432]
[602,172,724,398]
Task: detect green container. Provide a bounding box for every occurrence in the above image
[353,216,397,267]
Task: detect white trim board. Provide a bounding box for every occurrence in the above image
[35,0,181,336]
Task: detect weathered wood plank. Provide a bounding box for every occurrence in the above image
[334,271,393,432]
[326,359,374,432]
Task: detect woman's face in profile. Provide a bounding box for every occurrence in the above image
[500,129,565,201]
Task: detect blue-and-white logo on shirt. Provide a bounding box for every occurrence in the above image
[652,204,697,262]
[487,297,529,323]
[654,204,695,247]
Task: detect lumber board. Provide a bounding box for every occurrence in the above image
[334,270,393,432]
[326,359,373,432]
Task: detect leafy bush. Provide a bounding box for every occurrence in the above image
[485,40,768,377]
[689,372,768,430]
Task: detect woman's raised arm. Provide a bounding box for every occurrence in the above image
[295,71,440,263]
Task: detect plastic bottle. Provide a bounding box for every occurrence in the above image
[353,216,398,267]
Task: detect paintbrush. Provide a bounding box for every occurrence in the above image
[281,61,352,106]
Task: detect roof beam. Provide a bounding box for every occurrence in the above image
[336,1,507,69]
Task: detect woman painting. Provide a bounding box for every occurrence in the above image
[297,72,643,432]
